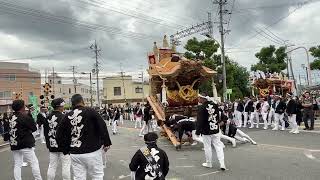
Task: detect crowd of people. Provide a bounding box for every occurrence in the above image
[99,102,157,137]
[0,90,318,180]
[227,91,318,133]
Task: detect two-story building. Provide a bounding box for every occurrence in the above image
[0,62,41,113]
[46,73,97,107]
[102,75,149,105]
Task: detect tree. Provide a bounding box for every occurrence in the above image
[310,46,320,70]
[251,45,287,73]
[184,37,250,99]
[184,37,219,60]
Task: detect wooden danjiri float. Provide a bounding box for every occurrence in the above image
[146,35,216,149]
[250,71,294,97]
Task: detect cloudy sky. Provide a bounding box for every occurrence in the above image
[0,0,319,85]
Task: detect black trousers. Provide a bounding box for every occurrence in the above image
[303,109,314,129]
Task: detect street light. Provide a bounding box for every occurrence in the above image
[81,72,93,107]
[286,46,311,86]
[301,64,309,86]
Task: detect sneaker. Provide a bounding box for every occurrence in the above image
[22,162,28,167]
[191,142,198,146]
[256,126,259,129]
[292,130,300,134]
[139,134,144,137]
[281,127,285,131]
[251,141,257,145]
[263,127,268,130]
[41,141,46,144]
[202,162,212,168]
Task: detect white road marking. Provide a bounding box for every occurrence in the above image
[177,157,188,160]
[118,174,131,179]
[194,169,229,177]
[304,150,320,162]
[175,165,195,168]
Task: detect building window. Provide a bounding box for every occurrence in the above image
[3,74,16,81]
[28,92,34,96]
[0,91,12,98]
[49,80,52,84]
[31,78,36,84]
[59,88,62,93]
[69,88,71,94]
[114,87,121,96]
[57,80,61,84]
[135,87,143,93]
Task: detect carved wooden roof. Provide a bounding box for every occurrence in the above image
[148,57,215,79]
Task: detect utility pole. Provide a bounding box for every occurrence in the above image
[214,0,229,102]
[70,66,77,93]
[52,67,55,95]
[120,63,127,104]
[138,66,145,103]
[91,40,101,107]
[45,69,48,83]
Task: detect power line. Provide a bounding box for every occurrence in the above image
[229,3,306,49]
[0,47,89,62]
[0,1,160,41]
[233,0,320,12]
[71,0,187,29]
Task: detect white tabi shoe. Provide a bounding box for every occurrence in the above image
[263,126,268,130]
[289,129,294,133]
[231,138,236,147]
[272,127,278,131]
[22,162,28,167]
[281,127,285,131]
[202,162,212,168]
[251,141,257,145]
[219,161,226,171]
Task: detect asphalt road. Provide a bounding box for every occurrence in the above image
[0,120,320,180]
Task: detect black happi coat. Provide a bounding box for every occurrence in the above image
[9,112,37,151]
[286,99,297,115]
[56,106,112,155]
[36,112,47,126]
[129,144,169,180]
[236,102,244,112]
[44,111,64,152]
[274,100,287,114]
[196,101,225,135]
